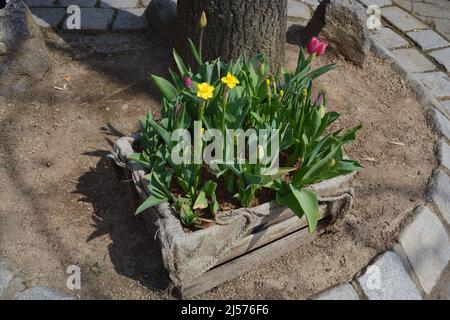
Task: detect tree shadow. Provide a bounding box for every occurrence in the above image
[75,124,170,293]
[20,0,175,101]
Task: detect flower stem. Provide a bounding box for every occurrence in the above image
[221,87,229,162]
[199,28,204,64]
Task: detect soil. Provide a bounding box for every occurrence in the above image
[0,30,437,300]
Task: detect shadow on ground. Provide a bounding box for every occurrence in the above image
[75,124,170,293]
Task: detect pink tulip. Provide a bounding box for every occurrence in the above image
[307,37,328,56]
[315,92,324,107]
[184,76,193,88]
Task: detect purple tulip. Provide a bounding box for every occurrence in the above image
[316,92,324,107]
[184,76,193,88]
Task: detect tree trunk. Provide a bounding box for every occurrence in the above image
[177,0,287,69]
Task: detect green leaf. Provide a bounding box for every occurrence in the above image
[340,124,363,144]
[295,144,342,183]
[151,75,177,101]
[169,69,184,90]
[199,63,214,83]
[145,116,171,145]
[173,49,188,77]
[188,38,202,65]
[304,63,336,81]
[289,185,320,233]
[136,195,168,215]
[193,190,208,210]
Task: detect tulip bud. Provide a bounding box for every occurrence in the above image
[257,145,265,161]
[184,76,193,88]
[301,88,308,105]
[316,92,324,107]
[328,158,336,168]
[200,11,207,29]
[318,105,326,119]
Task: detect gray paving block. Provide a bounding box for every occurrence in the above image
[443,100,450,117]
[59,0,97,7]
[399,207,450,294]
[391,48,436,72]
[434,109,450,141]
[0,259,14,298]
[112,7,147,31]
[382,6,428,32]
[437,139,450,171]
[314,283,359,300]
[430,48,450,72]
[24,0,56,7]
[416,72,450,98]
[288,0,312,20]
[100,0,141,8]
[429,169,450,225]
[392,0,412,11]
[66,7,115,31]
[406,30,450,51]
[357,251,421,300]
[372,28,409,49]
[360,0,392,7]
[301,0,319,9]
[14,286,74,300]
[30,7,66,28]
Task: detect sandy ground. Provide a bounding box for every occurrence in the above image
[0,31,438,299]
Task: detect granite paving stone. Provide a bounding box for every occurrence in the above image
[430,47,450,72]
[399,207,450,294]
[382,6,428,32]
[391,48,436,72]
[372,27,409,49]
[357,251,421,300]
[406,29,450,51]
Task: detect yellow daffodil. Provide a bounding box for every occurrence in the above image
[197,82,214,100]
[279,90,284,98]
[221,72,240,89]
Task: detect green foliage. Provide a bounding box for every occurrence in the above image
[130,41,362,232]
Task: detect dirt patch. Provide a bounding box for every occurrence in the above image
[0,35,436,299]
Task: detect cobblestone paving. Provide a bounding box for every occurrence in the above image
[24,0,153,32]
[392,0,450,40]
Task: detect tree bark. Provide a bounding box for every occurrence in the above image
[177,0,287,69]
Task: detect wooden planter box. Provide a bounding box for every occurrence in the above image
[109,134,355,298]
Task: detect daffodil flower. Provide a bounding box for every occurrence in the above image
[197,82,214,100]
[221,72,240,89]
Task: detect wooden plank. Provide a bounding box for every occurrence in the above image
[217,209,328,264]
[180,223,316,299]
[251,206,295,233]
